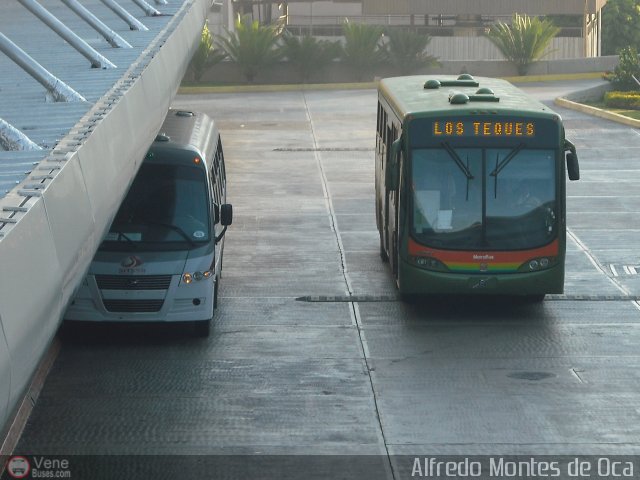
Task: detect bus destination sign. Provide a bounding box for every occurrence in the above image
[432,120,535,138]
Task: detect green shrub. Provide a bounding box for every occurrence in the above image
[607,46,640,91]
[341,21,385,81]
[603,90,640,109]
[186,23,226,82]
[217,15,282,83]
[382,29,438,75]
[280,33,341,82]
[486,13,559,75]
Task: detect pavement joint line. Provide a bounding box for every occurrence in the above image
[273,147,374,152]
[296,294,640,302]
[568,227,640,311]
[303,91,396,479]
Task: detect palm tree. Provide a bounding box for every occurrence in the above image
[217,15,282,83]
[341,21,385,81]
[280,33,341,82]
[186,23,227,83]
[382,29,438,75]
[486,13,560,75]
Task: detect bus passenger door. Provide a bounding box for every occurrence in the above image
[385,135,401,277]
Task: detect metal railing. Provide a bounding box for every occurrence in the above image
[284,15,583,38]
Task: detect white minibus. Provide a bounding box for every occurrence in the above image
[65,109,232,336]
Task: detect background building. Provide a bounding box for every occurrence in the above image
[218,0,608,60]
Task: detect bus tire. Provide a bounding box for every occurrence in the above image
[525,294,545,303]
[392,234,399,277]
[379,233,388,262]
[193,319,211,337]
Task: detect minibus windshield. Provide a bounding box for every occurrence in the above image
[102,163,210,250]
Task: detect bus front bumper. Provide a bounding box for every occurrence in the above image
[398,258,564,296]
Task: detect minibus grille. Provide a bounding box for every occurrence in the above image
[103,299,164,313]
[96,275,172,290]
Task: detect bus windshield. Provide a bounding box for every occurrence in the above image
[102,163,210,250]
[410,147,556,250]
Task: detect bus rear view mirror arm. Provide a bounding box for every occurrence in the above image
[385,138,401,190]
[564,139,580,181]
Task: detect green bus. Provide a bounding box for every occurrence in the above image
[375,75,580,300]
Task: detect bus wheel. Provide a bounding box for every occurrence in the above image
[525,294,545,303]
[379,234,388,262]
[193,319,211,337]
[392,234,399,277]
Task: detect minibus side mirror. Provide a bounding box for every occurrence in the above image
[220,203,233,226]
[385,139,401,191]
[215,204,233,243]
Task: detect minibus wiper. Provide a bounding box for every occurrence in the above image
[111,230,137,249]
[145,220,197,247]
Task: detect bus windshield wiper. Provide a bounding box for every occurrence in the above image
[441,142,474,180]
[490,143,525,177]
[145,220,197,247]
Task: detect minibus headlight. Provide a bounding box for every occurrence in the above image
[182,271,213,284]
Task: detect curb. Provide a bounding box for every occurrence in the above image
[179,82,377,94]
[178,72,605,95]
[555,96,640,129]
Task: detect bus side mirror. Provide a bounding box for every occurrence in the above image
[385,139,401,191]
[220,203,233,226]
[564,140,580,181]
[566,152,579,181]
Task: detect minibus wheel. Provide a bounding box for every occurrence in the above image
[213,276,219,309]
[193,319,211,337]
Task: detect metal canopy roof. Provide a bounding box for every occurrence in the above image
[0,0,188,200]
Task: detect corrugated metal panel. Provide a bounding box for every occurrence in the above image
[428,37,584,61]
[0,0,187,201]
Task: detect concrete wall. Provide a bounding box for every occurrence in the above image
[428,36,584,61]
[197,55,618,85]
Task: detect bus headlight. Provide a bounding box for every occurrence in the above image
[519,257,556,273]
[410,256,449,272]
[182,271,213,285]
